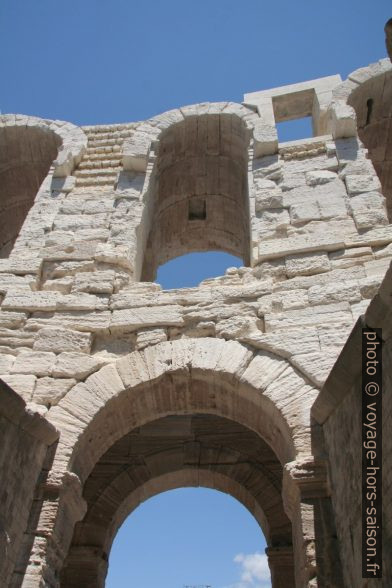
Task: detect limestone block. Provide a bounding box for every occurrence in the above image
[95,243,133,270]
[253,155,282,182]
[271,289,308,311]
[10,351,56,377]
[329,102,357,139]
[42,277,74,294]
[71,271,115,294]
[349,192,388,229]
[328,246,373,269]
[264,302,352,332]
[27,311,111,334]
[345,174,382,195]
[180,321,216,338]
[215,315,261,339]
[56,294,108,311]
[317,324,353,350]
[240,351,288,391]
[254,179,283,210]
[53,352,106,379]
[0,328,36,349]
[291,351,339,387]
[252,120,278,157]
[285,252,330,277]
[305,170,338,186]
[364,258,391,278]
[0,257,42,275]
[0,374,36,401]
[53,213,109,232]
[240,328,320,358]
[256,209,290,234]
[33,328,92,353]
[0,354,14,373]
[280,169,307,191]
[0,312,27,329]
[374,243,392,259]
[283,153,338,174]
[0,274,37,294]
[111,306,184,332]
[45,260,95,279]
[290,201,320,225]
[42,241,98,262]
[51,176,76,193]
[33,377,76,406]
[136,328,167,350]
[2,291,59,312]
[308,281,361,305]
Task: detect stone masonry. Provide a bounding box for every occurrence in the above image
[0,52,392,588]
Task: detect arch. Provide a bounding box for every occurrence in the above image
[61,413,294,587]
[0,114,87,257]
[47,338,318,485]
[121,103,276,279]
[32,339,327,587]
[330,58,392,220]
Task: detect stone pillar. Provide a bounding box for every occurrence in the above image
[266,545,295,587]
[61,545,108,588]
[16,472,87,588]
[282,457,342,587]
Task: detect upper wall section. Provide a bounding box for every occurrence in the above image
[244,75,342,137]
[330,59,392,219]
[0,115,87,258]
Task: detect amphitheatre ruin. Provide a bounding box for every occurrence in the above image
[0,20,392,588]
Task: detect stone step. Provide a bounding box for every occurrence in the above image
[85,145,122,155]
[88,138,125,148]
[75,176,117,187]
[74,168,120,178]
[82,124,136,134]
[79,159,122,170]
[83,151,122,162]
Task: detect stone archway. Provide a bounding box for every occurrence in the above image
[0,114,87,258]
[16,338,339,588]
[61,413,294,587]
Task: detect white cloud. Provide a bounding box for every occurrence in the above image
[222,552,272,588]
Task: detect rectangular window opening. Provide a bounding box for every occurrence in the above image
[189,198,207,221]
[276,116,313,143]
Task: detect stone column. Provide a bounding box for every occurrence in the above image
[17,472,87,588]
[266,545,295,587]
[282,457,342,587]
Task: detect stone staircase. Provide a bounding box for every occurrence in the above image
[74,124,136,189]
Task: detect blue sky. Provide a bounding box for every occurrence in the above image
[1,2,391,587]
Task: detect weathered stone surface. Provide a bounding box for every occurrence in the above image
[285,252,330,277]
[53,352,106,379]
[111,306,184,331]
[71,270,115,294]
[33,377,76,406]
[10,351,56,377]
[33,328,92,353]
[0,374,36,401]
[135,328,167,350]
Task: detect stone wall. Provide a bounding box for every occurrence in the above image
[0,379,58,586]
[0,63,392,587]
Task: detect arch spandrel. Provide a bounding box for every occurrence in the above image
[46,338,319,492]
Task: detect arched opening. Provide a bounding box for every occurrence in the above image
[141,113,251,281]
[347,66,392,220]
[0,124,61,257]
[60,414,293,587]
[156,251,242,289]
[105,487,271,588]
